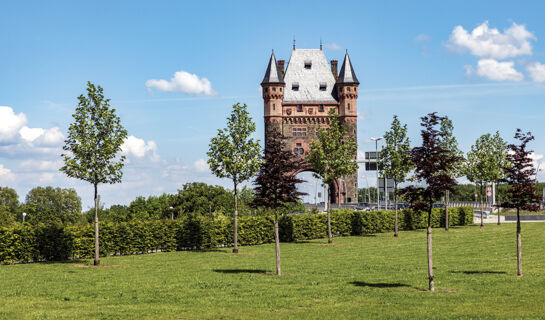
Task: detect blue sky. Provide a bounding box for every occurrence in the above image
[1,0,545,207]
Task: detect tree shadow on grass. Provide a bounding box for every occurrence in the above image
[350,281,412,288]
[213,269,268,274]
[450,270,507,275]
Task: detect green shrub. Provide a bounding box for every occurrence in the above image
[0,207,474,263]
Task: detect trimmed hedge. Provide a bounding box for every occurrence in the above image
[0,207,473,263]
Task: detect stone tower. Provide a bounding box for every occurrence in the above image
[261,48,359,204]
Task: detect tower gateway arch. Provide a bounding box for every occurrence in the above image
[261,47,359,204]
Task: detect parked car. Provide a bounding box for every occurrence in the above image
[432,203,445,209]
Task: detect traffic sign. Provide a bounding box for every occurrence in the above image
[486,186,492,197]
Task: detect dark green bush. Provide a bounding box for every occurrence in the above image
[0,207,473,263]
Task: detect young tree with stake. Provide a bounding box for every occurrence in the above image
[207,103,262,253]
[379,115,412,237]
[502,129,540,277]
[307,109,358,244]
[252,128,306,275]
[61,82,127,266]
[403,112,460,291]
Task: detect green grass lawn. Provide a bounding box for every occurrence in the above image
[1,223,544,319]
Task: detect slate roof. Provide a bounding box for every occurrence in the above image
[282,49,338,103]
[337,52,359,85]
[261,52,284,85]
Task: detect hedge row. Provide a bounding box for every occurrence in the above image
[0,207,473,263]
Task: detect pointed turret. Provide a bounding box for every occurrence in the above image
[261,51,284,85]
[337,51,359,85]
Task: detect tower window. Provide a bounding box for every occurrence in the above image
[280,88,282,92]
[273,104,276,111]
[292,82,299,91]
[273,87,276,92]
[319,82,327,91]
[348,103,351,110]
[347,87,351,92]
[319,104,324,112]
[297,104,303,112]
[293,128,307,137]
[304,60,312,69]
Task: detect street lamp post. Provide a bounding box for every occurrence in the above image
[22,212,26,223]
[371,137,383,210]
[169,206,174,220]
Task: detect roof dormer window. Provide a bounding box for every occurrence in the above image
[319,82,327,91]
[292,82,299,91]
[304,60,312,69]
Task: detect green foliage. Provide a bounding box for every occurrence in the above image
[307,109,358,186]
[24,186,82,225]
[379,115,412,187]
[207,103,262,187]
[0,207,473,263]
[0,186,21,225]
[172,182,232,218]
[60,81,128,186]
[464,132,508,197]
[438,117,464,178]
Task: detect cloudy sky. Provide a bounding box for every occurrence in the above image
[1,1,545,208]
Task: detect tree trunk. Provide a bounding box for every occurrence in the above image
[427,207,434,291]
[327,186,333,243]
[480,185,484,228]
[517,207,522,277]
[497,204,501,225]
[394,184,398,238]
[94,183,100,266]
[233,183,239,253]
[274,210,281,276]
[445,190,449,231]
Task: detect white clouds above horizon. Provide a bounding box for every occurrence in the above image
[447,21,535,59]
[446,21,545,83]
[193,158,209,173]
[145,71,217,96]
[0,164,15,183]
[324,43,341,50]
[121,135,159,161]
[476,59,524,82]
[526,62,545,83]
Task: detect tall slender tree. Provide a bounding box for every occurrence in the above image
[465,133,507,228]
[437,117,463,231]
[379,115,412,237]
[405,112,460,291]
[207,103,262,253]
[252,128,306,275]
[307,109,358,243]
[502,129,540,277]
[61,81,127,265]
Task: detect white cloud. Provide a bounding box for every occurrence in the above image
[145,71,217,96]
[0,106,64,158]
[19,159,61,171]
[0,106,27,144]
[0,164,15,182]
[121,135,159,161]
[526,62,545,83]
[476,59,524,82]
[324,43,341,50]
[447,21,535,59]
[193,158,209,173]
[358,109,371,121]
[414,34,431,43]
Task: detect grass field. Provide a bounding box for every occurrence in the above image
[1,223,544,319]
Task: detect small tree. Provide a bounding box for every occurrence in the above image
[465,133,507,228]
[502,129,540,277]
[308,109,358,243]
[207,103,261,253]
[379,115,412,237]
[437,117,463,231]
[406,112,460,291]
[252,128,306,275]
[61,81,127,265]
